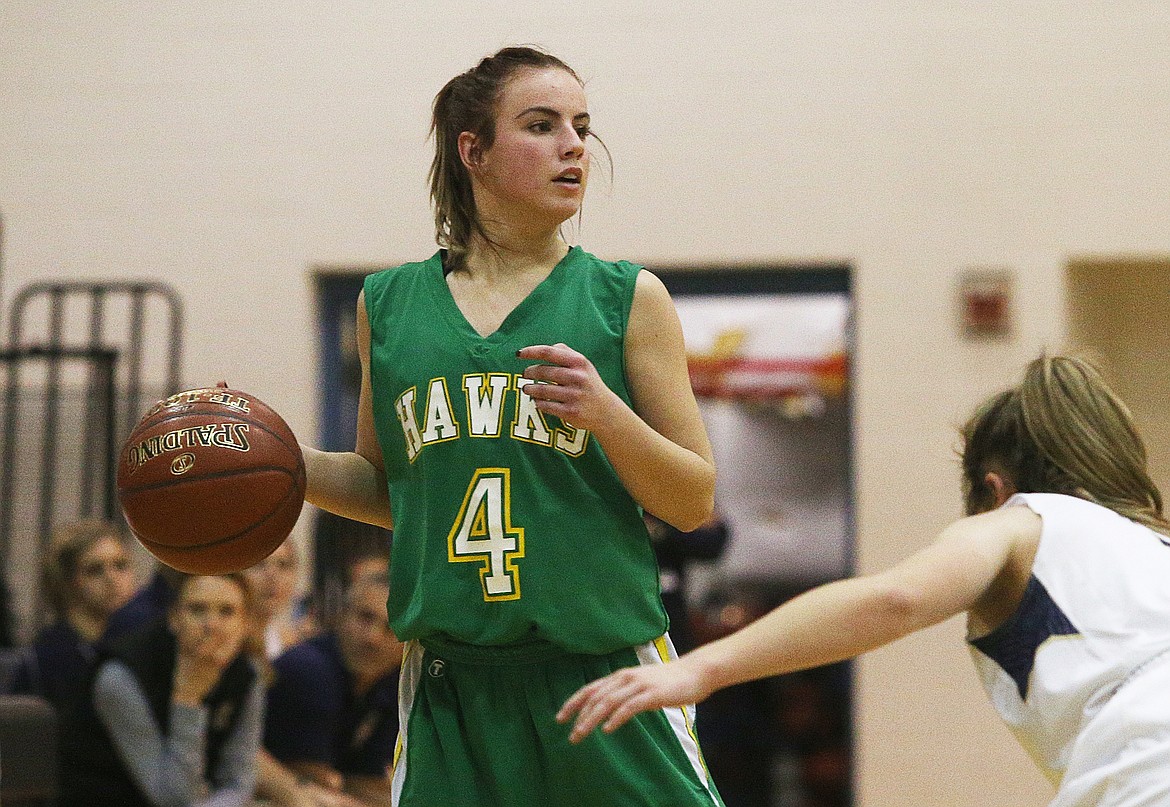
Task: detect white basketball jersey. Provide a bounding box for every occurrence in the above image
[969,493,1170,801]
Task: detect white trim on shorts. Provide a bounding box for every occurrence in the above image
[391,640,424,806]
[636,633,720,803]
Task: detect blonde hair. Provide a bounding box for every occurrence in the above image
[173,572,269,667]
[961,354,1170,536]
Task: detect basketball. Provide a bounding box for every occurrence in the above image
[116,386,306,575]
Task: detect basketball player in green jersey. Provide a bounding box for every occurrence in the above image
[301,47,723,806]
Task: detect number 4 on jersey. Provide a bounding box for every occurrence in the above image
[447,468,525,601]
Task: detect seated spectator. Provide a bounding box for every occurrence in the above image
[58,573,264,807]
[313,547,391,634]
[102,562,188,643]
[345,551,389,588]
[244,538,317,660]
[7,519,136,710]
[259,576,402,807]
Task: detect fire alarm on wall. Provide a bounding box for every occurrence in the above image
[958,268,1013,339]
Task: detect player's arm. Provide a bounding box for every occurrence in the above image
[559,505,1040,740]
[303,290,394,530]
[518,270,715,531]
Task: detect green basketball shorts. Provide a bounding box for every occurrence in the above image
[389,634,725,807]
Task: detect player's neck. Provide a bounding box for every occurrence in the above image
[463,224,569,281]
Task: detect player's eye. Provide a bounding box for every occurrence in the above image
[575,125,591,139]
[528,120,553,133]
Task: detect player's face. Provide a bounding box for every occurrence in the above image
[339,583,403,682]
[170,576,249,658]
[469,66,591,229]
[243,539,298,619]
[72,536,135,618]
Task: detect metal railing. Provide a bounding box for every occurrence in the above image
[0,281,183,641]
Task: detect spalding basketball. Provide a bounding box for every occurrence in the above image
[117,387,306,574]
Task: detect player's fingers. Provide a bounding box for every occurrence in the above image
[522,363,580,387]
[564,683,617,739]
[600,695,649,734]
[517,343,586,367]
[522,381,574,405]
[561,673,617,711]
[602,680,675,733]
[568,699,613,742]
[558,678,608,722]
[568,677,642,741]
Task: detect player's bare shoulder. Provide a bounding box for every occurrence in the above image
[630,268,673,314]
[967,504,1043,636]
[626,268,684,356]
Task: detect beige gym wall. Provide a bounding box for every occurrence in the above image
[1067,259,1170,496]
[5,3,1170,804]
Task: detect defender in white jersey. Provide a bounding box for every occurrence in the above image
[562,354,1170,807]
[971,492,1170,805]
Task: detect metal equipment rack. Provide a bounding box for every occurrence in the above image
[0,281,183,642]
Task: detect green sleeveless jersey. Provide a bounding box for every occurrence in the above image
[363,246,668,654]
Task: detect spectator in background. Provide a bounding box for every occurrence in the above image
[7,519,136,710]
[102,561,187,643]
[259,575,402,807]
[58,573,265,807]
[312,545,391,634]
[247,538,348,807]
[244,538,316,659]
[644,512,728,655]
[345,551,389,588]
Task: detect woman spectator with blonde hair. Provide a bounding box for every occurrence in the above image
[58,572,265,807]
[7,519,136,710]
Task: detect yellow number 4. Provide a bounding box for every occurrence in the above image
[447,468,525,601]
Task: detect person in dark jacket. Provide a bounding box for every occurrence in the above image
[58,572,264,807]
[7,519,135,710]
[101,563,188,643]
[261,575,401,807]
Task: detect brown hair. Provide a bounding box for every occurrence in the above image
[961,354,1170,536]
[41,519,130,620]
[428,46,589,269]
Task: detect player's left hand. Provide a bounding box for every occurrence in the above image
[556,658,709,743]
[517,343,623,432]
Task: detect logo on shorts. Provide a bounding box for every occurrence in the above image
[428,659,445,678]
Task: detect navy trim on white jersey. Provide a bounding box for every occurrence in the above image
[970,575,1080,699]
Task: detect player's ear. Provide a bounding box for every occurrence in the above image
[458,131,483,172]
[984,471,1017,508]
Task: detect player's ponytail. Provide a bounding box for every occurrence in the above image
[961,354,1170,537]
[429,46,583,270]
